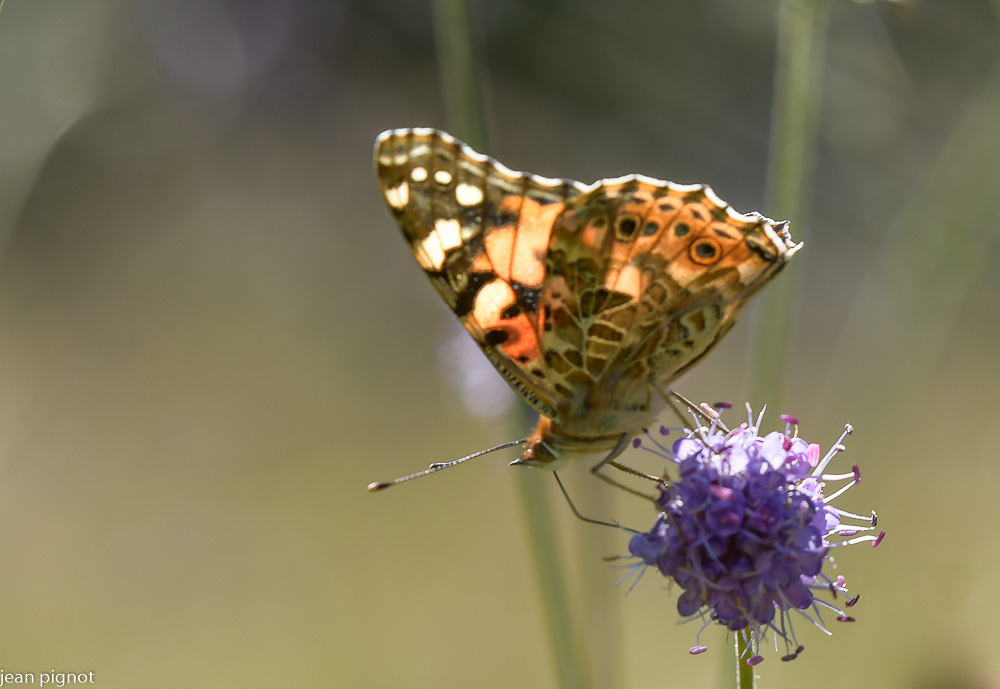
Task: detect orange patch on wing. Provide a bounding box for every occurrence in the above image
[484,195,562,288]
[581,219,608,250]
[712,239,765,297]
[473,279,541,365]
[511,199,561,288]
[499,316,542,364]
[484,226,515,281]
[472,252,493,272]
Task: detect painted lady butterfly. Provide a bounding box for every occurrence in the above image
[371,128,800,486]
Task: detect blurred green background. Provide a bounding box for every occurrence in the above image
[0,0,998,688]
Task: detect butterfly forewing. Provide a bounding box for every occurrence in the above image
[375,128,585,418]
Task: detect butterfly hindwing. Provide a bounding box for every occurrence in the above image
[539,176,798,436]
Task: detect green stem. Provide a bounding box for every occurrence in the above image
[748,0,829,406]
[431,3,591,688]
[516,469,593,689]
[735,634,755,689]
[432,0,488,151]
[741,2,828,686]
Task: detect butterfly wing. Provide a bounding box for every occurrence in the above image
[541,175,800,436]
[375,128,589,418]
[375,128,800,442]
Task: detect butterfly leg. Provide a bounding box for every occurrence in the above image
[552,472,640,532]
[589,434,659,501]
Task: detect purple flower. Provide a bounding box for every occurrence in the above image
[621,404,883,665]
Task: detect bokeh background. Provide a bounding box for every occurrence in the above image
[0,1,998,688]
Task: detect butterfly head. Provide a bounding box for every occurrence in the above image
[510,417,624,471]
[510,417,562,469]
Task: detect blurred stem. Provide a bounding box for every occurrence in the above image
[579,470,619,689]
[748,0,829,406]
[432,0,488,151]
[742,1,828,683]
[735,635,754,689]
[432,3,592,689]
[516,468,593,689]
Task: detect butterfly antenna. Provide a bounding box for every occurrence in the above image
[367,438,529,492]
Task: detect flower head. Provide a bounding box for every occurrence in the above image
[621,404,883,665]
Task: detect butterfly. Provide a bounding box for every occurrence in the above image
[371,128,800,488]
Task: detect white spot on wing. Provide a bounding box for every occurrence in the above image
[434,218,463,251]
[667,182,704,194]
[434,170,453,185]
[492,161,522,180]
[760,222,796,260]
[633,174,661,186]
[411,167,428,182]
[456,183,484,206]
[462,146,488,163]
[599,174,641,186]
[416,235,446,271]
[530,174,562,188]
[703,186,726,208]
[384,181,409,209]
[725,207,757,223]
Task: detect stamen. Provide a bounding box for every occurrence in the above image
[624,567,647,595]
[813,598,846,617]
[830,506,871,521]
[832,533,884,547]
[824,481,857,503]
[814,425,852,475]
[795,608,834,636]
[642,426,676,456]
[755,404,768,431]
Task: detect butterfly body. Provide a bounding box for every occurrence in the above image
[375,128,800,471]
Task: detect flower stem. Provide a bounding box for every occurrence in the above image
[741,1,828,684]
[516,468,593,689]
[735,634,755,689]
[748,0,829,406]
[432,0,488,151]
[432,3,592,688]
